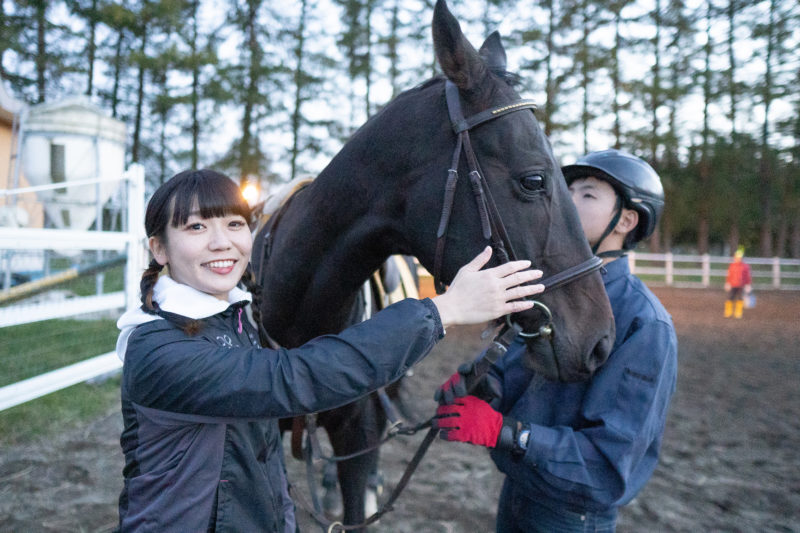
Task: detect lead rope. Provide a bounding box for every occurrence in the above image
[297,323,522,532]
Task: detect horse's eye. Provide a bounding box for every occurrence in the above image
[520,175,544,192]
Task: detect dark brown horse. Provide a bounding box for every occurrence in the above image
[251,0,614,528]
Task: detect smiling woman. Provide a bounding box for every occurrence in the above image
[112,167,544,532]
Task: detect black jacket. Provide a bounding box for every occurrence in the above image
[116,276,444,532]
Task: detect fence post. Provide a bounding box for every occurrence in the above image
[628,251,636,275]
[125,164,146,312]
[772,257,780,289]
[665,252,673,285]
[701,254,710,287]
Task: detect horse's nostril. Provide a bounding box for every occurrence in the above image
[591,334,613,372]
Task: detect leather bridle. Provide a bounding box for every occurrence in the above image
[433,80,603,337]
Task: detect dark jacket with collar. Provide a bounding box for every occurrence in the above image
[116,276,444,532]
[490,256,678,513]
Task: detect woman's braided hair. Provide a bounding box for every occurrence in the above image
[140,169,257,333]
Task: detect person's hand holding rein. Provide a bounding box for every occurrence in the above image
[431,246,543,328]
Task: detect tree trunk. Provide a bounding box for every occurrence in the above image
[650,0,662,163]
[86,0,97,97]
[35,0,46,103]
[387,0,399,97]
[775,215,788,258]
[758,0,777,257]
[110,29,124,118]
[696,1,713,255]
[543,0,555,137]
[726,0,737,134]
[190,0,200,169]
[131,25,148,163]
[364,0,373,118]
[611,6,622,149]
[791,212,800,259]
[290,0,309,180]
[728,223,740,256]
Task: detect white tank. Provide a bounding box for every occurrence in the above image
[20,97,126,230]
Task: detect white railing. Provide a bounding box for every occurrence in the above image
[0,164,146,411]
[628,252,800,290]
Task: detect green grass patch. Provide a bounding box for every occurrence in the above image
[0,318,118,386]
[0,317,122,446]
[0,376,120,446]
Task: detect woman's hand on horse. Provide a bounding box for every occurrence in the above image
[432,246,543,328]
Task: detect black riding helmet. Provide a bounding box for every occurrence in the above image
[562,149,665,251]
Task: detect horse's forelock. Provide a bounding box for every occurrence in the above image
[493,69,523,87]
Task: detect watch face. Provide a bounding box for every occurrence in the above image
[519,430,530,450]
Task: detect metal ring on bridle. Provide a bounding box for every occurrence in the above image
[327,521,344,533]
[506,300,553,338]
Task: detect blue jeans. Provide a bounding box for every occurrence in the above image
[496,479,618,533]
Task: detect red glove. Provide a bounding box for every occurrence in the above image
[433,395,517,448]
[434,365,469,405]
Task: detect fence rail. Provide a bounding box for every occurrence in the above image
[628,252,800,290]
[0,165,146,411]
[2,190,799,412]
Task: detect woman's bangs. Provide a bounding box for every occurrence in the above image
[170,171,250,226]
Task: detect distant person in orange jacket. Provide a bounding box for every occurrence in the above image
[724,246,752,318]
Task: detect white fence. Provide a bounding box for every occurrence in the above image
[0,165,146,411]
[628,252,800,290]
[2,185,799,412]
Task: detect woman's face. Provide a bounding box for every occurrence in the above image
[150,206,252,300]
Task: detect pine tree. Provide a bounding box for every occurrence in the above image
[96,2,137,120]
[517,0,576,149]
[7,0,75,103]
[286,0,336,180]
[67,0,103,97]
[750,0,793,255]
[0,1,30,95]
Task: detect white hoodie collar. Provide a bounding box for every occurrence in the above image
[115,275,252,361]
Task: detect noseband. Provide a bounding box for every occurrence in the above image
[433,80,603,337]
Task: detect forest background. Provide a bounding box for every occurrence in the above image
[4,0,800,257]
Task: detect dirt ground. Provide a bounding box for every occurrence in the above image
[1,287,799,532]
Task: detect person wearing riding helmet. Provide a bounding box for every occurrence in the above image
[433,149,678,532]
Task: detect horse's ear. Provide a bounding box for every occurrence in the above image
[479,31,507,73]
[432,0,487,91]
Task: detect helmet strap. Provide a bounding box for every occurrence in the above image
[590,195,623,255]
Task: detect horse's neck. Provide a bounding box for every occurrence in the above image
[259,178,392,345]
[258,80,447,345]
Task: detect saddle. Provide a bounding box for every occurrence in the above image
[250,176,314,234]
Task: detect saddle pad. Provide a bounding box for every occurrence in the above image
[253,177,314,234]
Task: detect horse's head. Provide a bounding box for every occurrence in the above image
[402,0,614,381]
[253,0,614,380]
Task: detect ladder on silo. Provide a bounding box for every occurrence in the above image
[3,107,26,291]
[7,108,24,195]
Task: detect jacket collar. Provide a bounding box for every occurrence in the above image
[115,276,252,361]
[601,255,630,286]
[152,275,252,318]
